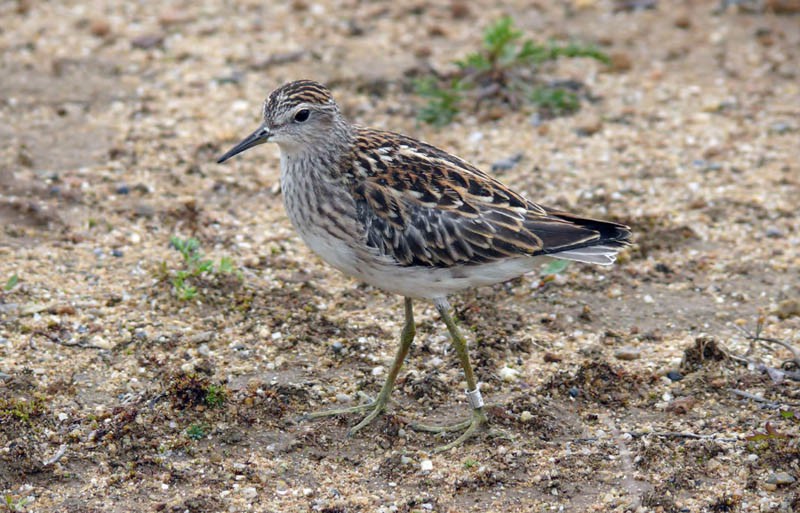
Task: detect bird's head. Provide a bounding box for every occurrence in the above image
[217,80,348,163]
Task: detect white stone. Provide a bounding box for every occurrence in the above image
[499,366,519,382]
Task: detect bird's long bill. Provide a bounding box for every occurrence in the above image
[217,125,270,163]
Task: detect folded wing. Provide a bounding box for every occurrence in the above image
[349,129,630,268]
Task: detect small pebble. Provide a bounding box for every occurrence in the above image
[768,122,793,134]
[111,249,123,257]
[520,410,533,422]
[372,365,385,376]
[215,73,243,85]
[133,203,155,218]
[498,366,519,382]
[420,459,433,472]
[189,331,214,344]
[765,227,783,238]
[614,346,641,361]
[775,299,800,320]
[765,472,795,486]
[115,184,130,195]
[568,387,580,398]
[692,159,722,171]
[242,486,258,499]
[250,50,306,70]
[131,33,165,49]
[90,335,113,349]
[666,370,683,381]
[335,393,351,403]
[450,0,471,18]
[491,153,523,173]
[426,356,443,367]
[607,52,633,72]
[655,263,672,274]
[89,18,111,38]
[331,341,343,354]
[674,14,691,29]
[575,117,603,136]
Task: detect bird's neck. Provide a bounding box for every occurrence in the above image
[279,122,355,183]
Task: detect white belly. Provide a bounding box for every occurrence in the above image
[297,225,541,300]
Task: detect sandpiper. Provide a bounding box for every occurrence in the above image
[218,80,631,451]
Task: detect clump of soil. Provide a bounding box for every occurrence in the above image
[542,360,645,407]
[681,336,729,373]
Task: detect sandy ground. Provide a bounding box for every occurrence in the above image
[1,0,799,511]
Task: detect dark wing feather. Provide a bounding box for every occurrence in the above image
[349,128,630,268]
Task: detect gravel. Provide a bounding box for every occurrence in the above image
[1,2,798,512]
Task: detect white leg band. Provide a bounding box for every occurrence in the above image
[465,387,484,409]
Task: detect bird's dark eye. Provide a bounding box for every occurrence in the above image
[294,109,310,122]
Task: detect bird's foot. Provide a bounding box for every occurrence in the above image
[411,407,489,453]
[302,391,389,436]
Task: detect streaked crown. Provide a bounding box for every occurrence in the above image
[264,79,337,119]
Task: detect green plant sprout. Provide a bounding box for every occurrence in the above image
[166,236,241,301]
[416,16,610,125]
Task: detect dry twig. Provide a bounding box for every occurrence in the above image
[734,320,800,369]
[728,388,800,408]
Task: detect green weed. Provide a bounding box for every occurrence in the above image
[164,236,241,301]
[204,384,227,408]
[4,495,30,512]
[530,87,580,117]
[186,423,206,440]
[0,396,45,424]
[416,16,610,125]
[414,78,463,127]
[4,274,18,292]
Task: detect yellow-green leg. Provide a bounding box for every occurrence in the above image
[305,297,415,435]
[411,299,488,452]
